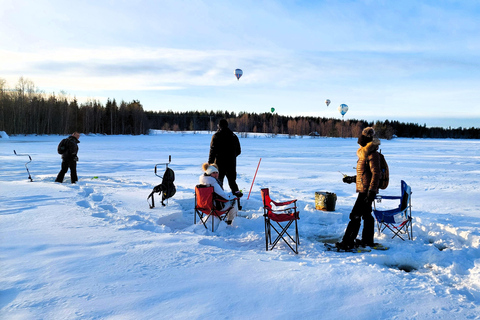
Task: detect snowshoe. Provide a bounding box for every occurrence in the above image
[354,239,389,251]
[324,243,371,253]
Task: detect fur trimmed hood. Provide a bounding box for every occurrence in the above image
[357,138,381,159]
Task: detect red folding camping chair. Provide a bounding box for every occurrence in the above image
[194,184,238,232]
[373,180,413,240]
[261,188,300,254]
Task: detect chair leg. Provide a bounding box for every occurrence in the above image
[376,220,382,235]
[264,217,271,251]
[268,220,298,254]
[294,219,299,253]
[409,219,413,240]
[386,219,415,241]
[403,218,413,240]
[196,212,209,229]
[391,228,406,241]
[375,209,413,240]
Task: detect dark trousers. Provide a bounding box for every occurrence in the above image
[55,159,78,183]
[341,192,375,246]
[218,165,239,194]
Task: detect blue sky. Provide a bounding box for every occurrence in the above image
[1,0,480,128]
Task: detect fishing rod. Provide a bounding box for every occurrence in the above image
[247,158,262,200]
[13,150,33,182]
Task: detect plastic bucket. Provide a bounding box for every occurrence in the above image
[315,191,337,211]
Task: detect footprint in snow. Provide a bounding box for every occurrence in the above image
[76,200,91,209]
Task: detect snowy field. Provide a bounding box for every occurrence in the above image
[1,131,480,319]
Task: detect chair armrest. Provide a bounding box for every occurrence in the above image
[213,193,238,203]
[376,195,401,200]
[267,210,300,221]
[271,199,297,206]
[265,207,297,215]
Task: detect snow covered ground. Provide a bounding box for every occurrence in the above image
[1,131,480,319]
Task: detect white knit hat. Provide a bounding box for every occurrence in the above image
[205,165,218,175]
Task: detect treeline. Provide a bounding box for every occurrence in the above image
[1,77,480,139]
[0,77,147,135]
[147,110,367,138]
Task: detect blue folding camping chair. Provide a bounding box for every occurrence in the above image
[373,180,413,241]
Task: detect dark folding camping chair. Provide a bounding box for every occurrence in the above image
[261,188,300,254]
[373,180,413,240]
[194,184,238,232]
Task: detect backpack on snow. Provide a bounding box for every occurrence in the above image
[377,151,389,190]
[148,167,176,208]
[57,138,68,154]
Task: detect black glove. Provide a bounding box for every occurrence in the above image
[74,156,79,162]
[233,190,243,198]
[365,190,376,203]
[342,176,356,184]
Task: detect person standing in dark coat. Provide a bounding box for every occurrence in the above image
[336,127,381,250]
[55,132,80,184]
[208,119,242,197]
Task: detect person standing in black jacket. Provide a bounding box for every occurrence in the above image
[208,119,242,197]
[55,132,80,184]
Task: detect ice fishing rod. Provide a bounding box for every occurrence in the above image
[247,158,262,200]
[338,168,356,177]
[13,150,33,182]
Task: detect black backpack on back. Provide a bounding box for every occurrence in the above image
[57,138,68,154]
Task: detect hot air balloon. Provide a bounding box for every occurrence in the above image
[270,107,275,113]
[325,99,331,107]
[234,69,243,80]
[338,104,348,118]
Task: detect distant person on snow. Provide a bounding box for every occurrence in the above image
[208,119,243,198]
[55,132,80,184]
[336,127,381,250]
[199,163,238,225]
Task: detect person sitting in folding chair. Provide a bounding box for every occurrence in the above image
[337,127,381,250]
[199,163,238,225]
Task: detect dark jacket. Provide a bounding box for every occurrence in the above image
[355,138,381,193]
[208,127,241,168]
[62,136,80,161]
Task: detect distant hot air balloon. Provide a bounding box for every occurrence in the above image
[234,69,243,80]
[338,104,348,118]
[325,99,331,107]
[270,107,275,113]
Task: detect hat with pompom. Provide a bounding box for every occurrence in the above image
[202,162,219,175]
[206,165,218,175]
